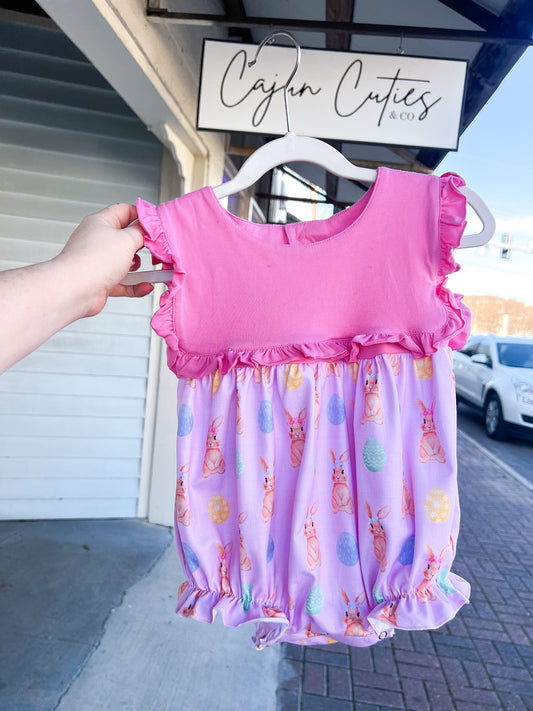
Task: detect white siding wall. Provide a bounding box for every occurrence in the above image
[0,16,162,519]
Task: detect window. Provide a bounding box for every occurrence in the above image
[460,339,480,357]
[497,343,533,368]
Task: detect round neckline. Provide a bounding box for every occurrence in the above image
[204,167,386,250]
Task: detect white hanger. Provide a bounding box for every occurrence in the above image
[457,186,496,249]
[123,32,494,285]
[213,32,377,199]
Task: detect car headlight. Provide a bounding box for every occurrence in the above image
[512,378,533,405]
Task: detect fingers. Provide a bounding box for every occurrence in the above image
[97,203,139,230]
[97,204,146,253]
[109,282,154,299]
[130,253,141,271]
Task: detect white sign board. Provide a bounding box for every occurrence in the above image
[197,40,467,150]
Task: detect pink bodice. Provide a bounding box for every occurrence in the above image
[137,169,469,379]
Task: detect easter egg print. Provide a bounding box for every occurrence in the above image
[210,369,221,395]
[373,584,384,605]
[397,534,415,566]
[242,583,253,611]
[283,364,303,390]
[177,404,194,437]
[267,536,275,563]
[424,488,450,523]
[413,356,433,380]
[437,567,458,595]
[363,438,387,472]
[306,584,324,615]
[182,542,199,572]
[336,532,359,567]
[257,400,274,434]
[207,494,230,524]
[327,393,346,425]
[236,449,244,478]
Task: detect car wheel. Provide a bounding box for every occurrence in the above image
[484,394,506,440]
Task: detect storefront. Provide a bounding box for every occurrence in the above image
[0,1,530,526]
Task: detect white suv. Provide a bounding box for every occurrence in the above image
[453,334,533,439]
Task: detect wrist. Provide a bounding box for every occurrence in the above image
[51,252,107,320]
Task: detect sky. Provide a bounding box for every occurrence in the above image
[437,47,533,305]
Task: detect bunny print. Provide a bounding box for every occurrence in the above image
[377,588,399,627]
[235,370,245,435]
[236,391,244,435]
[362,363,384,425]
[416,399,446,463]
[284,408,307,468]
[238,512,252,571]
[330,449,354,514]
[216,542,233,598]
[262,591,285,618]
[202,415,226,477]
[260,457,275,523]
[314,385,321,430]
[326,361,340,377]
[303,623,326,641]
[416,540,452,603]
[304,501,322,571]
[365,501,391,572]
[175,462,190,526]
[401,474,415,519]
[181,588,202,618]
[253,365,272,384]
[387,353,401,376]
[349,362,360,383]
[339,589,369,637]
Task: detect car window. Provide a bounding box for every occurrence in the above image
[477,342,491,358]
[497,343,533,368]
[460,340,480,356]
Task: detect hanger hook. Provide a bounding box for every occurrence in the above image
[248,31,301,134]
[397,32,405,55]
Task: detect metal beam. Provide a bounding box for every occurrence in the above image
[435,0,500,33]
[326,0,354,50]
[325,0,355,205]
[221,0,252,42]
[146,10,533,45]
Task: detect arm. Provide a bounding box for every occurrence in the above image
[0,203,153,374]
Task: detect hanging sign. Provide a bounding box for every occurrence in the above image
[197,39,467,150]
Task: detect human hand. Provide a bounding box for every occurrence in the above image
[57,203,153,318]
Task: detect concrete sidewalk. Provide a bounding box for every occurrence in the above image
[1,432,532,710]
[0,519,280,711]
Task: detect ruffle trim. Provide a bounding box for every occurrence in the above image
[176,581,290,650]
[366,572,470,640]
[436,173,471,351]
[149,332,459,379]
[139,175,471,379]
[137,198,173,271]
[176,575,470,649]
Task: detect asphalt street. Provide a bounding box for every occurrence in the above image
[457,403,533,486]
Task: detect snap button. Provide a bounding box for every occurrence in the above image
[379,630,388,640]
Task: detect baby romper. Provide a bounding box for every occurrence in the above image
[137,168,471,649]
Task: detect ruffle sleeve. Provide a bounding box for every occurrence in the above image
[435,172,471,352]
[136,198,185,367]
[137,198,173,270]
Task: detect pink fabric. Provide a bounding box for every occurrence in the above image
[137,169,470,379]
[138,169,471,648]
